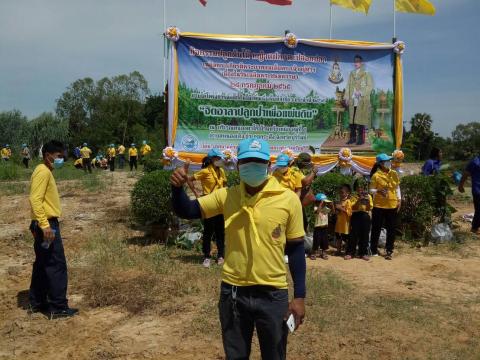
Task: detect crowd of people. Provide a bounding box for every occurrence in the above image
[8,134,478,359]
[71,141,152,173]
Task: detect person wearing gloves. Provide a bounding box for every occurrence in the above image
[369,153,401,260]
[170,138,306,360]
[186,148,227,268]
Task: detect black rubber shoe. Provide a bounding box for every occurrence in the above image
[28,304,48,314]
[49,308,79,320]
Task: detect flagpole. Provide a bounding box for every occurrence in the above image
[163,0,167,87]
[329,3,333,39]
[393,0,397,41]
[245,0,248,34]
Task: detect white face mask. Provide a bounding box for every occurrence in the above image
[213,160,223,168]
[277,167,288,174]
[383,161,392,169]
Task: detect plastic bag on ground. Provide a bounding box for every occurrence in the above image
[431,223,454,243]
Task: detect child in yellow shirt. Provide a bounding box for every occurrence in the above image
[334,184,352,256]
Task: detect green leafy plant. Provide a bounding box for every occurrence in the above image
[226,170,240,187]
[131,170,174,227]
[143,158,164,173]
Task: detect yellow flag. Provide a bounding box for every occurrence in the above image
[396,0,436,15]
[330,0,372,14]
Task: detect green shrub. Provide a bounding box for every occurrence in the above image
[226,170,240,187]
[143,158,164,173]
[310,172,353,200]
[0,162,20,180]
[400,174,454,242]
[131,170,173,226]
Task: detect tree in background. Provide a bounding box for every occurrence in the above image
[27,112,69,156]
[403,113,435,161]
[0,110,29,149]
[450,122,480,160]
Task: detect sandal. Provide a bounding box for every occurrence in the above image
[320,253,329,260]
[309,254,316,260]
[344,255,353,260]
[361,255,370,261]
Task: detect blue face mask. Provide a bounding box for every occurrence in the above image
[239,162,268,187]
[53,158,64,169]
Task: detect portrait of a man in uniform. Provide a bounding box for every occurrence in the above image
[345,54,374,145]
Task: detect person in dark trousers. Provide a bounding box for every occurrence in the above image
[107,144,116,172]
[128,143,138,171]
[347,178,373,261]
[186,149,227,268]
[458,154,480,235]
[422,147,442,176]
[369,153,401,260]
[171,138,306,360]
[80,143,92,174]
[117,144,126,169]
[21,144,31,168]
[28,140,78,319]
[310,193,334,260]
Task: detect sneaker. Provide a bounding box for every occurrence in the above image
[217,257,224,266]
[361,255,370,261]
[49,308,79,320]
[371,253,379,257]
[344,255,353,260]
[385,252,393,260]
[28,303,48,314]
[202,258,211,268]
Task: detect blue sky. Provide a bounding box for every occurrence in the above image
[0,0,478,136]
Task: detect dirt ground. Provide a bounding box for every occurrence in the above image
[0,170,479,360]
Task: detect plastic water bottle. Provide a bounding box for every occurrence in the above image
[41,229,56,249]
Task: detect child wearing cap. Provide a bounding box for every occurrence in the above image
[186,148,226,268]
[310,193,334,260]
[346,178,373,260]
[334,184,352,256]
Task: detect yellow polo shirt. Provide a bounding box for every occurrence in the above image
[273,167,304,192]
[370,169,400,209]
[1,148,11,158]
[141,144,152,156]
[198,177,305,289]
[335,198,352,235]
[117,145,125,155]
[193,165,226,195]
[129,148,138,157]
[107,147,116,157]
[30,164,61,229]
[351,194,373,213]
[80,146,92,159]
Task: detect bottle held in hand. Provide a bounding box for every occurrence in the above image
[41,229,56,249]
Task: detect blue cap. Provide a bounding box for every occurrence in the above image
[142,140,147,145]
[315,193,328,202]
[376,153,393,163]
[207,148,225,159]
[5,144,10,147]
[22,144,27,147]
[131,143,136,146]
[276,153,290,167]
[237,138,270,161]
[110,144,114,147]
[83,143,87,147]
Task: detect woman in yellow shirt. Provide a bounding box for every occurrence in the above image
[128,143,138,171]
[334,184,352,256]
[369,153,401,260]
[187,148,227,268]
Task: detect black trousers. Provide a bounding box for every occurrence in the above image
[29,219,69,311]
[108,157,115,171]
[371,207,397,254]
[219,282,289,360]
[473,193,480,231]
[82,158,92,173]
[129,156,137,171]
[203,215,225,258]
[312,226,328,252]
[347,211,371,256]
[118,154,125,169]
[22,158,29,168]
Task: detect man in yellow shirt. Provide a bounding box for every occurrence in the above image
[80,142,92,173]
[1,144,12,161]
[128,143,138,171]
[107,144,116,172]
[117,144,126,169]
[171,138,306,360]
[369,153,401,260]
[28,140,78,319]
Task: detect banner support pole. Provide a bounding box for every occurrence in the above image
[329,3,333,39]
[393,0,396,41]
[245,0,248,34]
[163,0,167,87]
